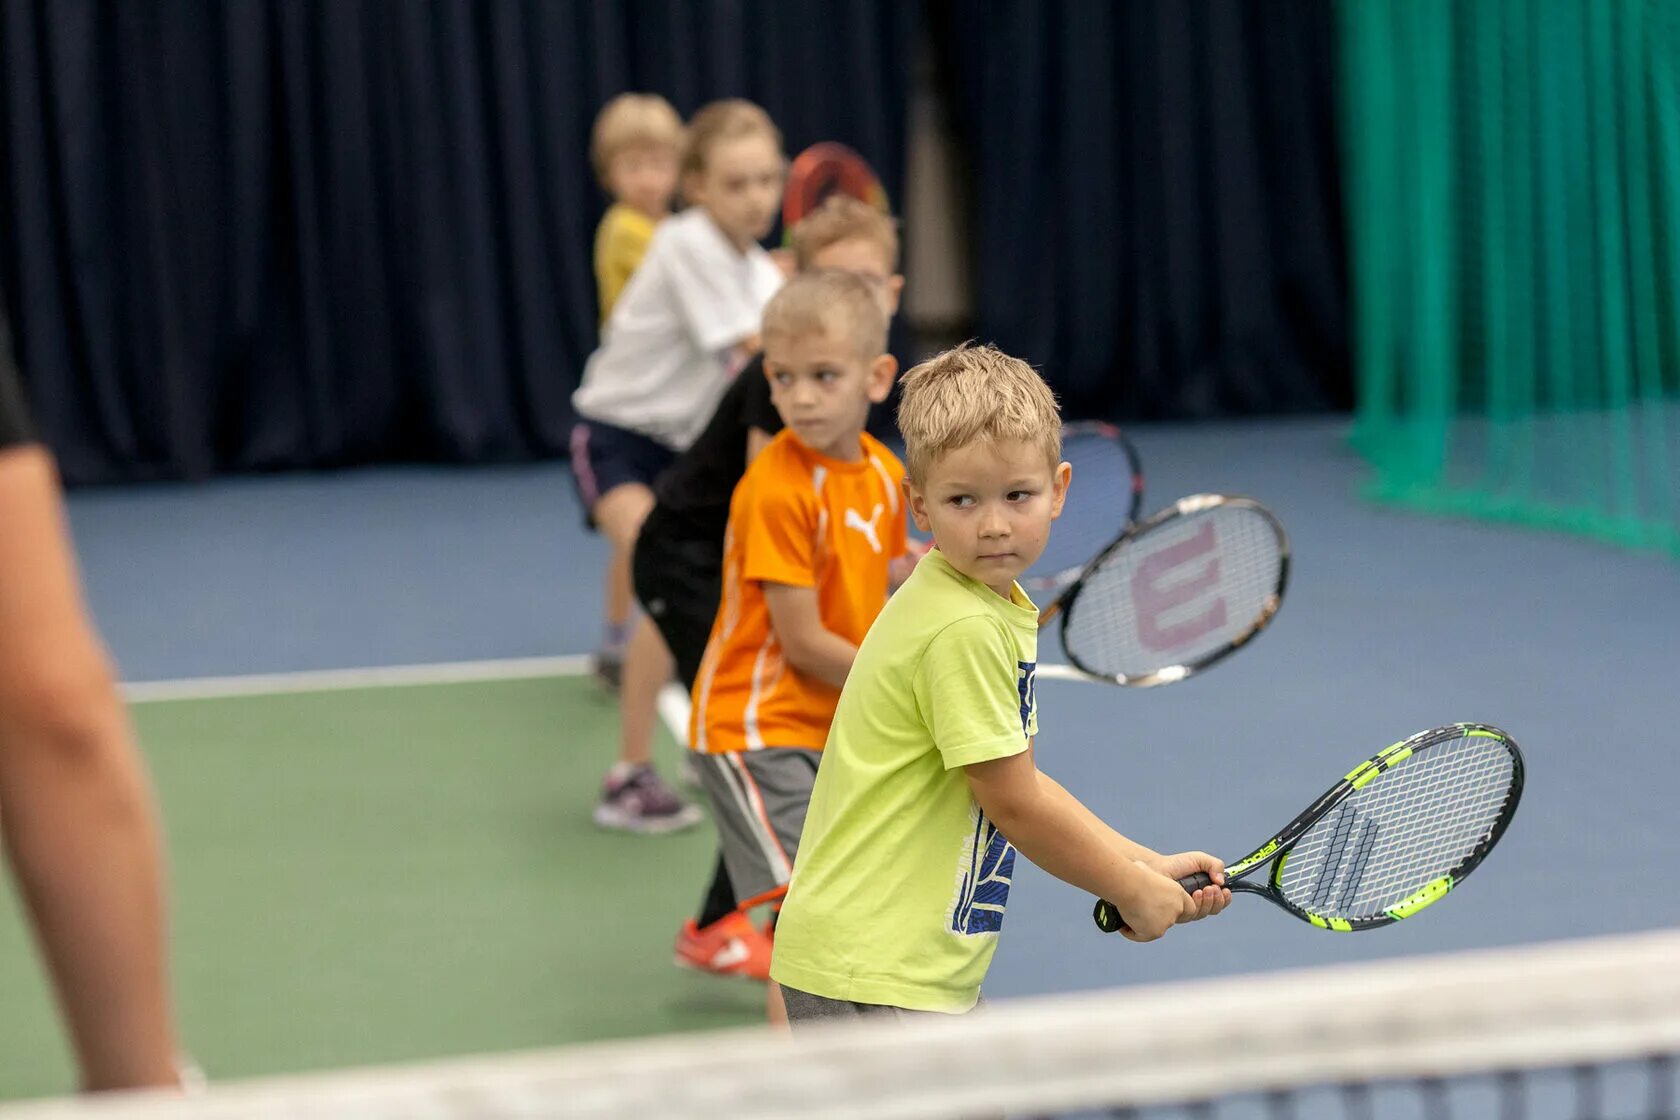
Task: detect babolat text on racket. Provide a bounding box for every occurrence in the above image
[1094,723,1524,934]
[1038,494,1289,687]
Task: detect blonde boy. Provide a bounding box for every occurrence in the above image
[687,270,904,1015]
[589,93,683,323]
[771,345,1230,1023]
[621,198,902,974]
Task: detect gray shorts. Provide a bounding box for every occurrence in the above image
[779,985,984,1028]
[691,748,821,905]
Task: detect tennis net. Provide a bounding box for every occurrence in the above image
[4,928,1677,1119]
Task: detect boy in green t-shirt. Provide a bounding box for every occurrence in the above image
[771,344,1231,1021]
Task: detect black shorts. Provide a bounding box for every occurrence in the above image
[632,513,721,691]
[568,419,676,527]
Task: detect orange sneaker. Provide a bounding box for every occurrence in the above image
[673,911,772,982]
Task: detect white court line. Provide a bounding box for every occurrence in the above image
[121,655,592,703]
[122,655,700,751]
[120,657,1074,748]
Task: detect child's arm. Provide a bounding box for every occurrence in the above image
[763,583,857,689]
[965,748,1227,942]
[1033,766,1233,898]
[1034,766,1160,863]
[665,234,769,357]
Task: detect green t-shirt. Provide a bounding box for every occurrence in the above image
[770,549,1039,1012]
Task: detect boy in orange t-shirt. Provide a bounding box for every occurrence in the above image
[687,269,909,1020]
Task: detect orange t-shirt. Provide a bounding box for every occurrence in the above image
[690,430,907,754]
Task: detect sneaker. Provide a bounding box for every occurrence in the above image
[674,911,772,981]
[591,645,624,691]
[593,765,703,833]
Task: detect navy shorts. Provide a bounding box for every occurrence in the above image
[568,419,676,526]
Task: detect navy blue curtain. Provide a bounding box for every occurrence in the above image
[942,0,1350,420]
[0,1,913,484]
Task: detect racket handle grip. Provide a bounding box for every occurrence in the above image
[1092,873,1215,934]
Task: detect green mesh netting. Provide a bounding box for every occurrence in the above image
[1340,0,1680,556]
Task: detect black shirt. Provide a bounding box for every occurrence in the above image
[650,354,783,549]
[0,309,34,451]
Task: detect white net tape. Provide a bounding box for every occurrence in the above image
[5,929,1679,1120]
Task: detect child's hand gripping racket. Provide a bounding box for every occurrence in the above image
[1095,723,1524,934]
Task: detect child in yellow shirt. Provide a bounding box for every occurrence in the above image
[589,93,683,327]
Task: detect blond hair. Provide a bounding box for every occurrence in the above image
[762,270,889,360]
[681,98,782,179]
[590,93,684,188]
[897,344,1062,483]
[789,196,900,271]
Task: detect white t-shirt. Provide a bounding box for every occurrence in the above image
[572,208,784,451]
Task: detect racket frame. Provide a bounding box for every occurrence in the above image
[1044,493,1290,688]
[1093,723,1525,934]
[1020,421,1145,595]
[781,141,887,238]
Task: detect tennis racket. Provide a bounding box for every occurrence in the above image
[1037,494,1289,688]
[782,141,890,238]
[1094,723,1524,934]
[1021,421,1145,595]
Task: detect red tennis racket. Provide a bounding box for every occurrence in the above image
[783,141,890,240]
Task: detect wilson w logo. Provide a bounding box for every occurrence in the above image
[1130,520,1227,652]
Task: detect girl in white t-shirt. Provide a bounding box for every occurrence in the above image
[570,98,787,830]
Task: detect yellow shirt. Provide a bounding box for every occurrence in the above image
[593,203,658,323]
[770,550,1039,1012]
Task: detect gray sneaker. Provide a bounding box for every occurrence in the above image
[593,766,703,833]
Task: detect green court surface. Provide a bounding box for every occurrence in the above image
[0,674,760,1102]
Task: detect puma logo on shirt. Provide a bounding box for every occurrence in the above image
[844,504,885,554]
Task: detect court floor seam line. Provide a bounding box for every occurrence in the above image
[120,658,1080,751]
[120,656,594,703]
[122,656,702,750]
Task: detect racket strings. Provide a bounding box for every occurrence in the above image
[1062,505,1284,679]
[1279,733,1518,921]
[1024,425,1139,591]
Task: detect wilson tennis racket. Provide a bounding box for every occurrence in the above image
[782,141,890,237]
[1094,723,1524,934]
[1038,494,1288,687]
[1021,421,1145,595]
